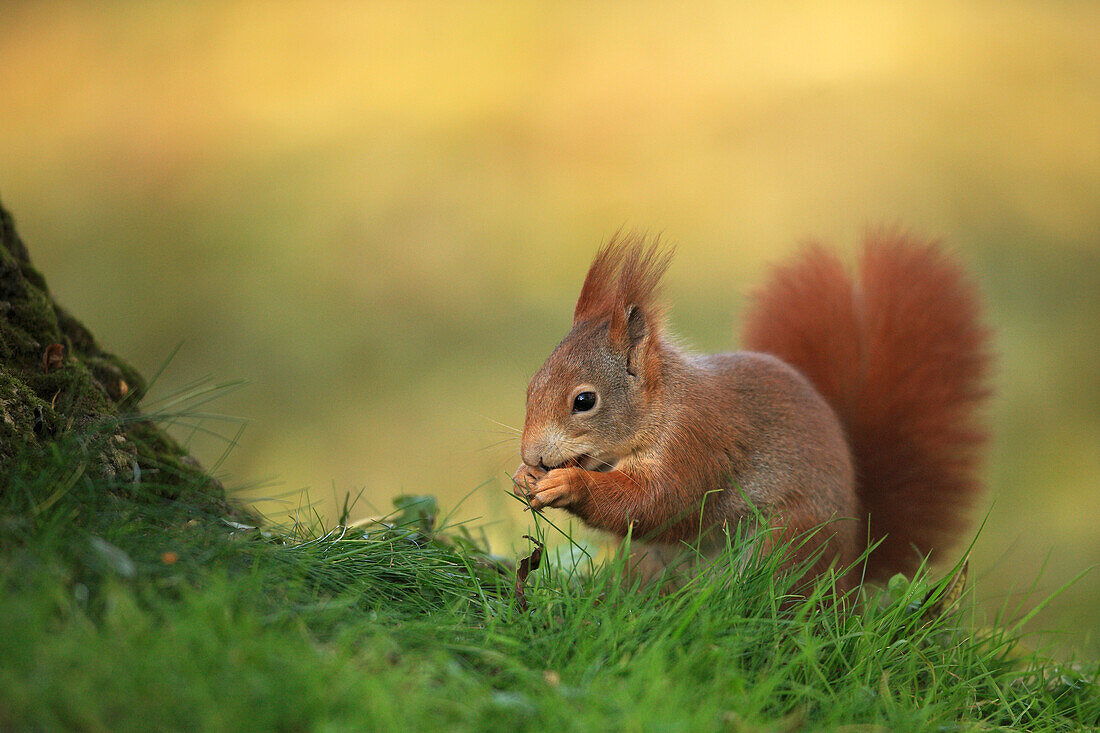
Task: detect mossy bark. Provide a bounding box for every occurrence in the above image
[0,198,233,512]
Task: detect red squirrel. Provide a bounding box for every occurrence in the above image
[512,231,990,589]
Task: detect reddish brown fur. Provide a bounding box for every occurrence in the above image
[743,232,991,580]
[516,231,989,590]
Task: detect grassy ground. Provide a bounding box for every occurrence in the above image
[2,418,1098,731]
[2,0,1099,653]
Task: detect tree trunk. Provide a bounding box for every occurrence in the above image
[0,197,235,514]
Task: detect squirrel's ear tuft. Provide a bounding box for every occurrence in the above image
[574,240,620,323]
[574,231,672,340]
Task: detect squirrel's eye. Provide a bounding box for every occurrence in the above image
[572,391,597,413]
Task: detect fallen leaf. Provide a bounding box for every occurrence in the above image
[42,343,64,373]
[514,534,544,612]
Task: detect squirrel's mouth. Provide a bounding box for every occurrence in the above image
[546,453,617,473]
[577,453,616,472]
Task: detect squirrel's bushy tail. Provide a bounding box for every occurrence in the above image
[743,232,991,580]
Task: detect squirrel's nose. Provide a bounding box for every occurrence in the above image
[521,428,559,469]
[521,442,545,470]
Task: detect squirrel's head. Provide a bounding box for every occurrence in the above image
[520,233,673,473]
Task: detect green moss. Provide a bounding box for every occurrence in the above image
[0,369,41,465]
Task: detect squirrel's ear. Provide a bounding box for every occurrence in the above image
[625,304,648,377]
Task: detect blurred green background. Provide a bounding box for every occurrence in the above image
[1,1,1097,652]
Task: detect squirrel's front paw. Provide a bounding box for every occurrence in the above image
[511,463,545,500]
[528,467,585,511]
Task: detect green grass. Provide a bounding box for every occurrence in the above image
[1,423,1098,731]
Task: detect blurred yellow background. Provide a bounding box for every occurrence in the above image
[1,1,1097,652]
